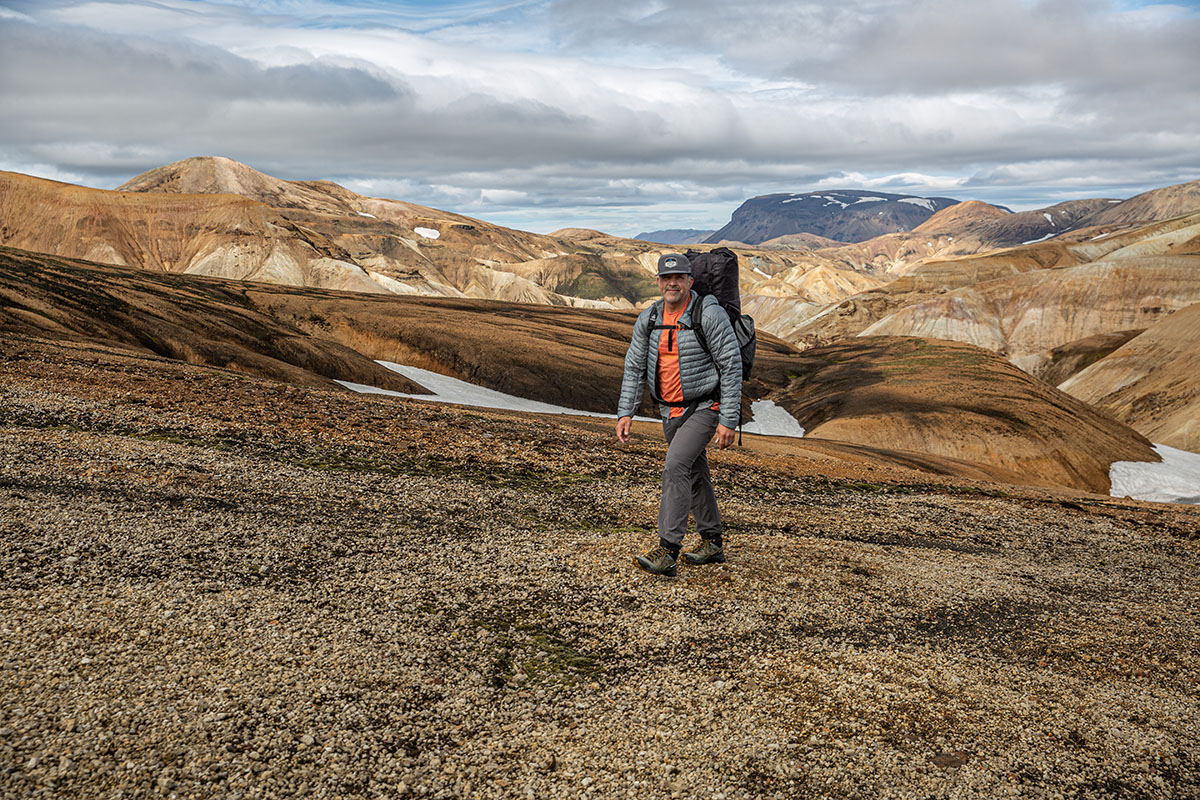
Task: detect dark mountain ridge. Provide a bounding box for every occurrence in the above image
[706,190,961,245]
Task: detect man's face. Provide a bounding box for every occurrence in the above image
[657,273,693,304]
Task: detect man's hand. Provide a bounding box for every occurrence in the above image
[714,423,736,449]
[616,416,633,443]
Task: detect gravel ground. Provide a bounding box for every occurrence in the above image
[1,337,1198,800]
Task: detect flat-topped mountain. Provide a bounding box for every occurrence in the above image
[706,190,962,244]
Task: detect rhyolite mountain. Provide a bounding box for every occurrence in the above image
[0,159,870,320]
[705,190,964,244]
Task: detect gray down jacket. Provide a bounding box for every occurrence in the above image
[617,291,742,430]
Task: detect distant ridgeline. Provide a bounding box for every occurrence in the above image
[633,229,715,245]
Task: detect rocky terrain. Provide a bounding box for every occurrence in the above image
[2,333,1199,800]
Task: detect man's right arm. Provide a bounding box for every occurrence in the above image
[616,308,652,425]
[615,416,632,442]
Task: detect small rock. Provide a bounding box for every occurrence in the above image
[931,750,969,769]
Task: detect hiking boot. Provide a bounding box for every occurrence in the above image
[635,545,678,577]
[682,539,725,565]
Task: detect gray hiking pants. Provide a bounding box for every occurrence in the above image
[658,407,722,547]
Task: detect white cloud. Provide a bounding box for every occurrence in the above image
[0,0,1197,237]
[0,5,33,21]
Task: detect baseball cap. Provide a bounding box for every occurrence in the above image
[656,253,692,276]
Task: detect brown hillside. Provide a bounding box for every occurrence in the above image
[969,199,1114,247]
[756,232,848,249]
[0,170,389,294]
[1060,303,1200,451]
[861,255,1200,358]
[0,244,804,422]
[241,286,808,420]
[1013,329,1145,386]
[0,246,421,393]
[116,156,365,216]
[792,212,1200,353]
[1081,178,1200,227]
[771,337,1157,493]
[912,200,1010,235]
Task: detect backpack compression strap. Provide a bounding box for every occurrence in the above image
[648,303,720,424]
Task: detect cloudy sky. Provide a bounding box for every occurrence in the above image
[2,0,1198,236]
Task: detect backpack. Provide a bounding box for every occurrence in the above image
[684,247,756,380]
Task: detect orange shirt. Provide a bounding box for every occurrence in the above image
[657,299,719,419]
[657,304,686,416]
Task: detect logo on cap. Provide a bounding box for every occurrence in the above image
[665,258,677,268]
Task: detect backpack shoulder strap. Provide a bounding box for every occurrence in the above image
[690,297,709,357]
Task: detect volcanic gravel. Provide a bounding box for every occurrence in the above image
[1,338,1198,799]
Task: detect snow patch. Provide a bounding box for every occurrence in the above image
[753,267,770,277]
[742,400,805,438]
[414,227,440,239]
[338,362,808,438]
[1021,232,1057,245]
[357,212,376,218]
[787,194,846,208]
[1110,444,1200,504]
[1043,213,1056,226]
[850,196,888,205]
[898,197,935,211]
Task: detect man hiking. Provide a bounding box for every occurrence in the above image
[616,253,742,577]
